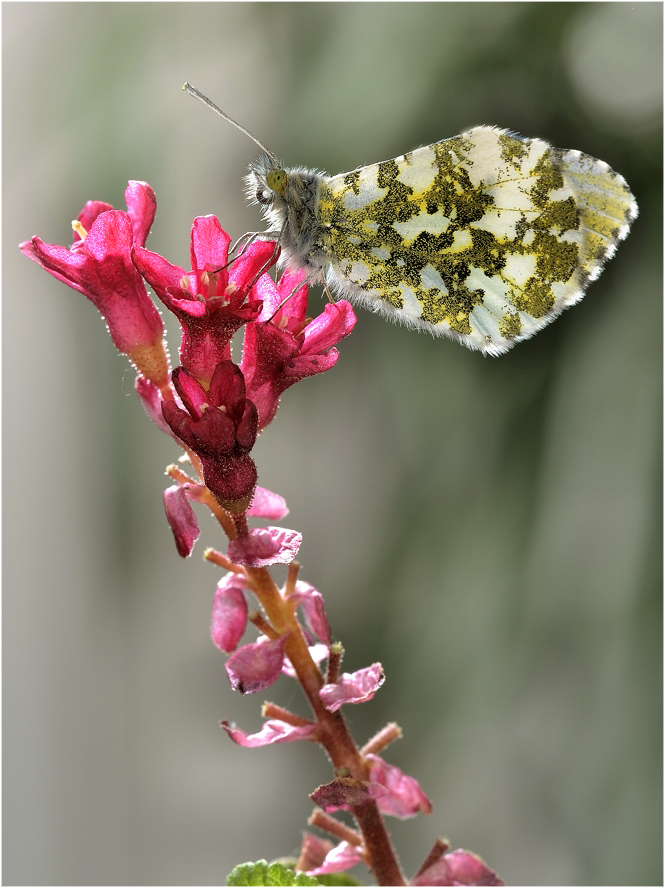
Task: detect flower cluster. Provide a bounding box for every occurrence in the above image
[21,181,355,516]
[22,182,504,886]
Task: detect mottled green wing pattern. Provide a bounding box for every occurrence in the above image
[317,126,637,355]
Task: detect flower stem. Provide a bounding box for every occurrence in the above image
[245,564,405,886]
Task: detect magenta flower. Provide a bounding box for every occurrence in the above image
[133,216,276,388]
[240,270,357,429]
[20,181,168,387]
[162,361,258,513]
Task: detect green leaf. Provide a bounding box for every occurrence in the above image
[226,859,321,886]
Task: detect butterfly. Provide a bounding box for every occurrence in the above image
[184,84,638,356]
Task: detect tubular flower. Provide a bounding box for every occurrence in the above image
[20,181,168,387]
[240,270,357,429]
[132,216,277,389]
[162,361,258,513]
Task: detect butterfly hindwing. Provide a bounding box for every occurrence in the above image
[316,126,636,355]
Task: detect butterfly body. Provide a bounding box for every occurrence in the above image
[247,126,637,356]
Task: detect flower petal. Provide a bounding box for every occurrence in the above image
[411,850,505,886]
[225,634,288,694]
[246,487,289,520]
[228,527,302,567]
[211,573,249,653]
[124,180,156,247]
[227,240,278,294]
[190,215,231,280]
[365,754,432,819]
[319,663,385,712]
[76,200,114,237]
[221,718,319,747]
[163,484,200,558]
[288,581,331,644]
[171,366,210,417]
[306,841,365,876]
[297,833,334,873]
[134,377,181,440]
[300,300,357,355]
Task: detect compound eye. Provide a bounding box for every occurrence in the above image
[266,168,287,195]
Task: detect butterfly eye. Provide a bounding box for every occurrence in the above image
[266,168,287,195]
[256,188,275,206]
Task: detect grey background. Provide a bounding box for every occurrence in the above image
[4,3,662,885]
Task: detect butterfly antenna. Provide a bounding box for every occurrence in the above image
[182,83,279,166]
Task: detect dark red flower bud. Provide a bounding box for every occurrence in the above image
[162,361,259,513]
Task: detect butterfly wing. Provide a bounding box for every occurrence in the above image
[317,126,637,355]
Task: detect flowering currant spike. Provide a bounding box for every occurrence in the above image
[20,181,169,388]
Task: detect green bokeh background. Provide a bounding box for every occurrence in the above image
[4,3,662,885]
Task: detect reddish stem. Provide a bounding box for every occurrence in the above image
[244,564,405,886]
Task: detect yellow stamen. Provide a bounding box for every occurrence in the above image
[71,220,87,241]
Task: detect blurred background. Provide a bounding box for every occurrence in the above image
[3,3,662,885]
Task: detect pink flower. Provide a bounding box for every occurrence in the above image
[306,840,365,876]
[20,182,168,387]
[240,270,357,429]
[211,573,249,653]
[133,216,276,388]
[221,718,320,747]
[365,754,432,819]
[225,634,289,694]
[319,663,385,712]
[411,850,504,886]
[162,361,258,513]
